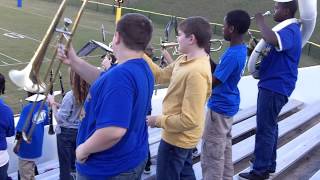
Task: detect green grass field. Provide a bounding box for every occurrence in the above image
[0,0,319,113]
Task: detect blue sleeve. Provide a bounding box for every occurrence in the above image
[214,54,237,83]
[277,26,295,51]
[6,108,15,137]
[95,75,133,129]
[16,105,30,132]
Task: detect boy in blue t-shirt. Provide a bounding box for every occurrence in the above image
[14,89,49,180]
[239,1,301,179]
[0,73,15,180]
[201,10,250,180]
[57,13,154,179]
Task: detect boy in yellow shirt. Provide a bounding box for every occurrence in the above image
[146,16,212,180]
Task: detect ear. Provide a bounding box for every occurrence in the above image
[229,25,235,34]
[114,32,121,45]
[189,34,197,45]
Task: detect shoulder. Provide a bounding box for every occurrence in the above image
[65,90,73,97]
[0,101,13,116]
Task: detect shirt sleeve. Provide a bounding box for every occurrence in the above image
[16,105,30,132]
[214,54,237,83]
[156,72,209,133]
[6,108,15,137]
[143,54,175,84]
[56,92,74,123]
[275,26,295,52]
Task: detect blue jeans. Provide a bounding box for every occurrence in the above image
[253,88,288,175]
[57,127,78,180]
[0,162,9,180]
[76,159,146,180]
[157,139,196,180]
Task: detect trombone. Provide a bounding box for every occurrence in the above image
[9,0,89,143]
[160,38,224,55]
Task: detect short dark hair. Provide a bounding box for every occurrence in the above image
[225,10,250,34]
[282,0,298,17]
[178,16,212,49]
[0,73,5,94]
[116,13,153,51]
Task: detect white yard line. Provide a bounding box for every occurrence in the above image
[0,3,105,32]
[0,27,41,43]
[0,51,21,62]
[1,60,9,65]
[0,58,51,67]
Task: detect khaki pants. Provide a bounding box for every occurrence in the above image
[18,159,35,180]
[201,110,233,180]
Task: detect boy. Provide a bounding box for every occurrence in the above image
[239,0,301,179]
[146,16,212,180]
[14,88,49,180]
[201,10,250,180]
[57,13,154,179]
[0,73,15,180]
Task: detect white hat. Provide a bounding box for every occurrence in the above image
[25,90,61,102]
[23,83,46,93]
[273,0,293,2]
[25,94,46,102]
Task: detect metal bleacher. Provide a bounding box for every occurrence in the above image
[143,99,320,179]
[9,99,320,180]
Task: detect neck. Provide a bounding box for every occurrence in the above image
[116,49,144,64]
[186,47,207,60]
[230,35,244,46]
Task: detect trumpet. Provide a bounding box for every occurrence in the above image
[9,0,89,143]
[250,11,271,20]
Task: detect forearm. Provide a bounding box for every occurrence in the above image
[157,113,199,133]
[212,75,221,89]
[70,56,100,84]
[143,54,172,84]
[258,22,278,45]
[81,127,126,154]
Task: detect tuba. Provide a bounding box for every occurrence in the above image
[9,0,89,143]
[247,0,317,79]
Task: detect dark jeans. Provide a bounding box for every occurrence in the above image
[57,127,78,180]
[76,159,146,180]
[156,139,195,180]
[0,162,9,180]
[253,88,288,175]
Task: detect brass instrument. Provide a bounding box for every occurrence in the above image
[9,0,89,143]
[160,38,224,55]
[250,11,271,20]
[247,11,272,73]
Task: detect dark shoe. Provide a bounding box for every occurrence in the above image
[249,159,275,176]
[239,171,269,180]
[144,166,151,174]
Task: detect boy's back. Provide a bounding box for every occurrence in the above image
[16,101,49,159]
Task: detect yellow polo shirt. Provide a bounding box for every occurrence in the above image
[144,54,212,148]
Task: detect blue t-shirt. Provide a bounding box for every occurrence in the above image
[76,58,154,177]
[207,44,247,117]
[0,99,14,150]
[258,23,302,97]
[16,101,49,159]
